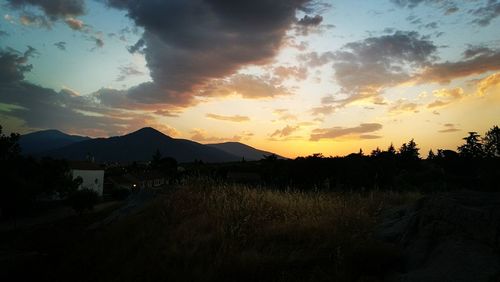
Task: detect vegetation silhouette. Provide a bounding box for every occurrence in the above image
[185,125,500,192]
[1,124,500,218]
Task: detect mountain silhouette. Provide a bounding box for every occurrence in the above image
[207,142,285,161]
[44,127,241,163]
[19,129,90,155]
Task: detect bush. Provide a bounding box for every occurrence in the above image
[68,188,99,214]
[111,188,130,200]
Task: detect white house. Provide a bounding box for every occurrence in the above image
[69,161,105,196]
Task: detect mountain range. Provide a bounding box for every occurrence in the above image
[19,130,91,155]
[19,127,281,163]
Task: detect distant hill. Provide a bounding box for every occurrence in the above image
[45,127,241,163]
[207,142,284,161]
[19,129,91,155]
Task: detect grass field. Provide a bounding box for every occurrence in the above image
[2,178,420,282]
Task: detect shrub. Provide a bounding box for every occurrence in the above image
[68,188,99,214]
[111,188,130,200]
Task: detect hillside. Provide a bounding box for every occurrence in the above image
[45,127,241,163]
[19,129,90,155]
[207,142,285,161]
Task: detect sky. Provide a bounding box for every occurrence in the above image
[0,0,499,158]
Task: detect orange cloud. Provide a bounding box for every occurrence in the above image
[270,125,299,138]
[388,99,420,114]
[206,113,250,122]
[65,17,84,30]
[190,129,252,143]
[427,87,465,108]
[310,123,383,141]
[476,72,500,96]
[432,87,464,98]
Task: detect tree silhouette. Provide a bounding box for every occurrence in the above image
[427,149,436,160]
[483,125,500,158]
[399,139,420,160]
[387,143,396,155]
[0,125,21,160]
[458,132,484,158]
[370,147,381,157]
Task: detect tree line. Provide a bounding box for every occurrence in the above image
[188,125,500,192]
[0,126,83,218]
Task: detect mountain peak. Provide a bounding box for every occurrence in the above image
[25,129,65,136]
[126,127,171,138]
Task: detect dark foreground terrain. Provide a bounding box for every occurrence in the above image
[2,179,499,282]
[1,179,417,282]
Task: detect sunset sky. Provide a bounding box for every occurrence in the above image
[0,0,499,158]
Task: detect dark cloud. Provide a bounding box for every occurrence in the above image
[294,14,330,35]
[438,123,461,133]
[444,6,459,15]
[297,51,335,67]
[199,74,292,100]
[0,48,176,136]
[103,0,312,107]
[417,48,500,84]
[19,12,52,28]
[392,0,499,26]
[116,64,144,81]
[0,81,149,136]
[7,0,85,20]
[0,46,36,83]
[391,0,458,14]
[297,14,323,26]
[54,41,66,51]
[272,65,308,82]
[463,45,495,59]
[330,30,436,106]
[470,0,500,26]
[310,123,383,141]
[94,37,104,48]
[127,38,145,53]
[424,21,438,29]
[92,86,194,111]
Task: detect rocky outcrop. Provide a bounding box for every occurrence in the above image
[376,191,500,282]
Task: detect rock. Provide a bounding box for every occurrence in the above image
[376,191,500,282]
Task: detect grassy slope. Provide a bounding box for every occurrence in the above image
[2,179,420,282]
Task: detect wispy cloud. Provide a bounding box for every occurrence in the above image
[310,123,383,141]
[438,123,461,133]
[206,113,250,123]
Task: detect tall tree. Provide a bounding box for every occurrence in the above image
[0,125,21,160]
[427,149,436,160]
[399,139,420,160]
[458,132,484,158]
[387,143,396,155]
[370,147,381,157]
[483,125,500,158]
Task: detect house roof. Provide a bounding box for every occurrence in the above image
[69,161,103,170]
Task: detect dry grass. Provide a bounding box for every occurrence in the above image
[25,177,421,282]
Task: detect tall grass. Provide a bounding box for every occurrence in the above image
[60,177,420,282]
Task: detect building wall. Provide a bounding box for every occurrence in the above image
[72,169,105,196]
